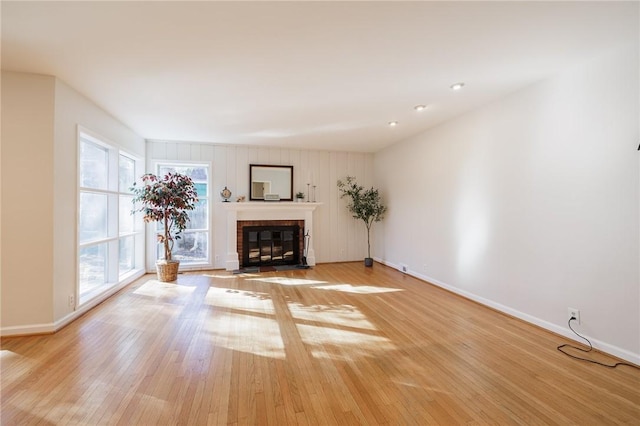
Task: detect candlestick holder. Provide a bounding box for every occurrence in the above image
[312,185,317,202]
[306,183,310,202]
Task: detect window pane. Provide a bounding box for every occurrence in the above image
[80,140,108,189]
[187,199,207,230]
[154,164,209,265]
[80,192,108,243]
[119,236,134,275]
[158,165,208,183]
[158,231,208,264]
[119,154,135,193]
[119,195,134,234]
[157,165,175,176]
[194,182,207,197]
[155,200,207,231]
[79,243,107,301]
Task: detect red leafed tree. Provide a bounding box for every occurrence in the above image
[130,173,198,261]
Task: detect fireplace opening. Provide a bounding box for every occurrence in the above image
[242,225,301,267]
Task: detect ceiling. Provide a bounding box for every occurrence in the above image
[2,1,637,153]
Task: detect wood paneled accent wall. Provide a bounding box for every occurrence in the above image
[147,141,375,268]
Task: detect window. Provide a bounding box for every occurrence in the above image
[155,163,210,266]
[78,132,143,304]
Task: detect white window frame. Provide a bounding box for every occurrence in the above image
[147,161,212,271]
[78,128,144,306]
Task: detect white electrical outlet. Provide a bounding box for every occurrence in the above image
[68,295,75,308]
[568,308,580,324]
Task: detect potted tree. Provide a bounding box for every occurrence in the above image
[337,176,387,267]
[295,191,306,202]
[131,173,198,282]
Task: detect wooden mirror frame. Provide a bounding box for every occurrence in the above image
[249,164,294,201]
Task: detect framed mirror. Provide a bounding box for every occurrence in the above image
[249,164,294,201]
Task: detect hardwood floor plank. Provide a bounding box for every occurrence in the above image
[2,263,638,425]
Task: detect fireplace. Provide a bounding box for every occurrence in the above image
[222,202,320,271]
[238,220,304,267]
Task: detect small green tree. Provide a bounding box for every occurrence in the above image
[337,176,387,259]
[130,173,198,262]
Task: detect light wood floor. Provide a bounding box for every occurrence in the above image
[2,263,639,425]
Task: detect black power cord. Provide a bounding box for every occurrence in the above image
[557,318,640,369]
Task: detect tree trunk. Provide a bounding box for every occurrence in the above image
[366,222,371,258]
[164,214,171,261]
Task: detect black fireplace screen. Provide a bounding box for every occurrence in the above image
[243,226,300,266]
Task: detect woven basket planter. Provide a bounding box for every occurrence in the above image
[156,260,180,282]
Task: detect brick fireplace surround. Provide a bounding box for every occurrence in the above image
[237,220,304,267]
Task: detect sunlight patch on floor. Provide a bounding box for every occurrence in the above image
[133,281,196,300]
[93,303,166,332]
[311,283,403,294]
[296,323,396,361]
[202,273,239,279]
[0,349,35,386]
[205,287,275,315]
[11,399,75,425]
[203,311,286,359]
[245,276,327,286]
[1,349,21,361]
[233,273,261,278]
[288,302,378,331]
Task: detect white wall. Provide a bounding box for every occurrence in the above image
[1,72,56,329]
[1,72,145,334]
[374,44,639,363]
[147,141,374,269]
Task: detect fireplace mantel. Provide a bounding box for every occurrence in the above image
[222,202,321,270]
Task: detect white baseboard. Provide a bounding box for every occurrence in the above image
[374,257,640,365]
[0,322,56,336]
[1,270,146,337]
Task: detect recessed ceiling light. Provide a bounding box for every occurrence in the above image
[414,105,427,112]
[388,121,398,127]
[450,82,465,91]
